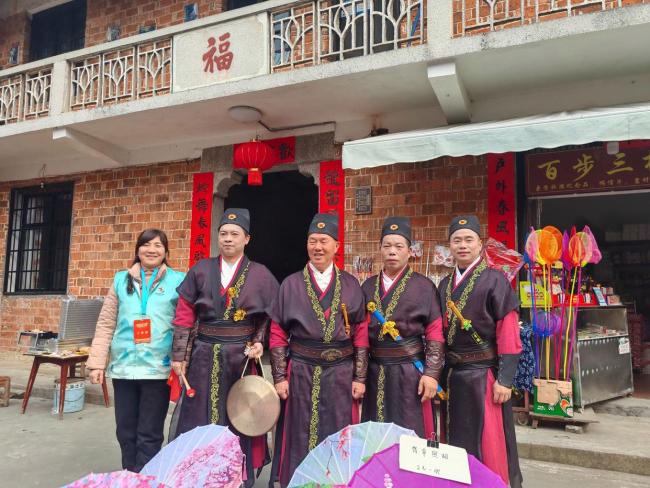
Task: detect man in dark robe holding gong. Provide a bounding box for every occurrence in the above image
[269,213,368,487]
[361,217,444,438]
[170,208,279,487]
[439,215,523,487]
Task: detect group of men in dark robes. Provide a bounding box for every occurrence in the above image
[168,208,523,488]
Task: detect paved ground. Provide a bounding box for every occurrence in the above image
[516,409,650,475]
[518,459,650,488]
[3,352,650,486]
[2,398,650,488]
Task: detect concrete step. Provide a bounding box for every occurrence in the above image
[516,411,650,477]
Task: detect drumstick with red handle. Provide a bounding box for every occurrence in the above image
[179,371,196,398]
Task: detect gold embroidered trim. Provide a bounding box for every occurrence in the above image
[373,269,413,341]
[223,260,250,320]
[303,266,342,343]
[445,260,487,346]
[377,365,386,422]
[308,366,322,450]
[210,343,222,424]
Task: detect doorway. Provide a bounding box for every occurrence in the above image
[224,170,318,283]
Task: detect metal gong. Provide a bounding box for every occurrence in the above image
[226,360,280,437]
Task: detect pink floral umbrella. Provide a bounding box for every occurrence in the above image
[348,444,507,487]
[140,425,244,488]
[62,470,164,488]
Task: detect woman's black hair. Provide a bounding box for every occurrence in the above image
[126,228,170,294]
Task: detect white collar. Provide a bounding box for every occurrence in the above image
[455,255,482,286]
[381,265,408,293]
[221,255,243,288]
[222,255,242,271]
[309,262,334,292]
[309,261,333,276]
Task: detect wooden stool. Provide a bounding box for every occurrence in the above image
[0,376,10,407]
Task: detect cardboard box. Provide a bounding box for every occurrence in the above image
[533,379,574,418]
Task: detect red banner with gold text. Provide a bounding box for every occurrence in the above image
[319,160,345,269]
[189,172,214,267]
[488,153,516,250]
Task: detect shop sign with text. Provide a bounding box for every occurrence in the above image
[526,142,650,196]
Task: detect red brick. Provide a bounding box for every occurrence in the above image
[83,0,226,48]
[344,155,488,272]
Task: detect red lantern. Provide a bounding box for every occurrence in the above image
[233,140,274,185]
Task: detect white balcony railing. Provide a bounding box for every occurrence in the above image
[69,39,172,111]
[271,0,425,70]
[0,69,52,124]
[456,0,625,36]
[0,0,426,125]
[0,0,643,125]
[1,0,424,125]
[24,68,52,119]
[0,75,23,124]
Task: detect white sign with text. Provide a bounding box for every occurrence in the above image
[173,13,269,92]
[399,435,471,484]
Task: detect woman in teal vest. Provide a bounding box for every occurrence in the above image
[88,229,185,472]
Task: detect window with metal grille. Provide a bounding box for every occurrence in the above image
[3,183,74,295]
[29,0,87,62]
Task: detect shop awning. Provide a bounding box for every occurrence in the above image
[342,102,650,169]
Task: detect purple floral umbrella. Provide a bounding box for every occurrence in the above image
[348,444,507,488]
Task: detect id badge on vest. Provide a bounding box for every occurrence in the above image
[135,267,159,344]
[133,315,152,343]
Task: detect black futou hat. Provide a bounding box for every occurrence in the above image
[219,208,250,234]
[449,215,481,238]
[381,216,412,244]
[308,213,339,240]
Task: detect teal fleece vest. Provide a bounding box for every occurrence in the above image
[108,267,185,380]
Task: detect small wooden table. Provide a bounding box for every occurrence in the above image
[21,353,110,420]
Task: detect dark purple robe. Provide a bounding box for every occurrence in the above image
[439,258,522,488]
[270,265,366,488]
[361,268,443,437]
[171,256,278,483]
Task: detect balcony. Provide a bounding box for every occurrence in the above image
[0,69,53,124]
[2,0,650,182]
[3,0,647,127]
[454,0,640,37]
[0,0,425,126]
[271,0,425,70]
